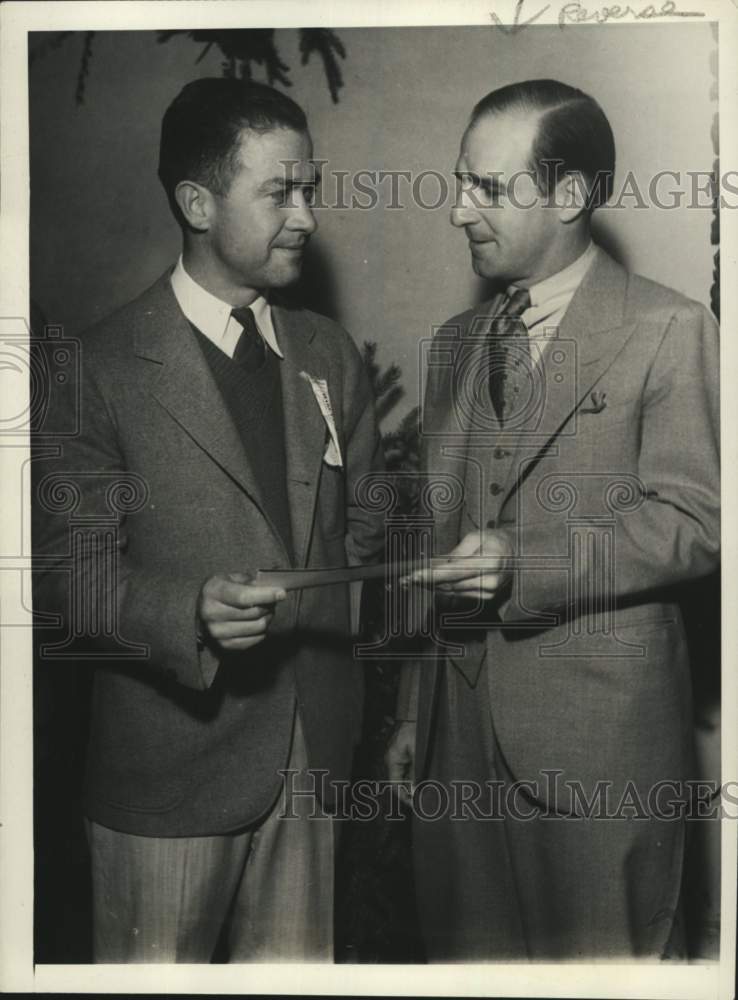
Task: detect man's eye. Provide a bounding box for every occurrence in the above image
[478,180,500,199]
[457,177,501,206]
[271,188,315,207]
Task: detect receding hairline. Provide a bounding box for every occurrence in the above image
[459,106,547,170]
[464,104,548,139]
[463,97,607,182]
[466,90,603,144]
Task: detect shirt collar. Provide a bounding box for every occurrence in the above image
[509,240,599,316]
[170,256,283,359]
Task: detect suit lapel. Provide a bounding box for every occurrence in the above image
[533,249,632,437]
[498,249,638,502]
[134,277,330,569]
[272,304,330,569]
[133,275,271,508]
[132,274,310,569]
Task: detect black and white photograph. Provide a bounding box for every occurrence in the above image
[0,0,736,996]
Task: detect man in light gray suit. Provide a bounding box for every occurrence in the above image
[34,78,384,962]
[387,79,719,959]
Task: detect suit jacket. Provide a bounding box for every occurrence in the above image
[32,272,385,836]
[403,248,720,803]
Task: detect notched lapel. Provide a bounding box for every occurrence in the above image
[530,251,632,441]
[497,251,638,502]
[133,276,270,517]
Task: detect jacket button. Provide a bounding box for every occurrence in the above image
[493,447,510,459]
[489,482,503,496]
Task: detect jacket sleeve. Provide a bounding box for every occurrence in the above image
[500,300,720,622]
[32,338,219,692]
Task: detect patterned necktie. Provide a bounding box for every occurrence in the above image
[487,286,531,426]
[231,306,266,371]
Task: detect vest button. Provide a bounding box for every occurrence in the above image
[486,518,497,529]
[489,482,503,496]
[493,447,510,459]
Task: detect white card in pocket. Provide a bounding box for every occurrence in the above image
[300,371,343,468]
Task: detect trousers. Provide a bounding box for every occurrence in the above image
[412,660,687,960]
[86,710,335,963]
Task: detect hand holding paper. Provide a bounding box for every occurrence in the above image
[196,572,287,652]
[399,529,514,599]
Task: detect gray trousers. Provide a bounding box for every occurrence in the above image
[86,712,334,963]
[413,660,687,960]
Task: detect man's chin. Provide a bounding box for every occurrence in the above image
[470,255,497,281]
[261,260,304,289]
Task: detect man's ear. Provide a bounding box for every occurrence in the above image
[556,171,589,224]
[174,180,214,232]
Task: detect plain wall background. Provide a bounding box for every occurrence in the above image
[29,23,716,422]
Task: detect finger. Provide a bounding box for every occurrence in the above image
[211,579,287,608]
[406,564,487,586]
[201,603,273,624]
[398,549,475,587]
[448,532,483,557]
[431,565,484,583]
[208,616,272,640]
[446,576,501,593]
[443,589,494,602]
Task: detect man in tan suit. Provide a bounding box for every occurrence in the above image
[387,79,719,959]
[34,79,384,962]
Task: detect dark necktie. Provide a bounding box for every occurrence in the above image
[231,306,266,371]
[487,286,531,426]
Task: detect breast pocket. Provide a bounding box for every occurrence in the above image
[576,380,644,425]
[570,391,643,464]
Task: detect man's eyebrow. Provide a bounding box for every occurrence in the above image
[259,170,322,193]
[453,170,503,190]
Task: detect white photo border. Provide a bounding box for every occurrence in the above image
[1,2,736,997]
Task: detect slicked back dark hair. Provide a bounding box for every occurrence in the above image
[470,79,615,211]
[158,77,309,221]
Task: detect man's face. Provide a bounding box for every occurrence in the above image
[451,111,561,287]
[206,127,318,291]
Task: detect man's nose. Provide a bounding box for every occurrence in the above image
[450,186,482,228]
[288,195,318,235]
[450,203,479,228]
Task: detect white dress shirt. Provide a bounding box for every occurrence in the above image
[508,240,599,356]
[170,256,283,359]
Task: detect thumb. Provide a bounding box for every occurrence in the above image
[227,571,255,584]
[449,531,482,558]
